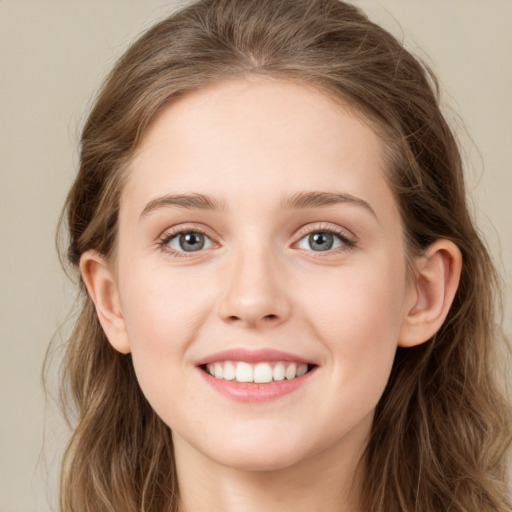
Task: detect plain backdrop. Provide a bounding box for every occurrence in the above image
[1,1,511,510]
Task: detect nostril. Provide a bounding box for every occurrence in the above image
[228,314,277,321]
[226,314,278,324]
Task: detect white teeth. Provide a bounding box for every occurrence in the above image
[214,362,223,379]
[253,363,273,383]
[273,362,286,381]
[223,361,236,380]
[285,363,297,380]
[205,361,310,383]
[296,363,308,377]
[235,362,253,383]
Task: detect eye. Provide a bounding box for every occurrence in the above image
[163,230,214,253]
[296,230,352,252]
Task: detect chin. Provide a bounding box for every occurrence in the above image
[213,448,307,472]
[197,432,321,473]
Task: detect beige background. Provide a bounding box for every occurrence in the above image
[1,1,510,510]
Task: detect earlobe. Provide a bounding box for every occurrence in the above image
[79,250,131,354]
[398,239,462,348]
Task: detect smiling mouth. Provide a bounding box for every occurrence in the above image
[202,361,316,383]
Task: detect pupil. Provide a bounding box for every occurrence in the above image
[309,232,333,251]
[180,232,204,251]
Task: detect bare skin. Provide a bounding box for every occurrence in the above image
[174,411,369,512]
[81,78,462,512]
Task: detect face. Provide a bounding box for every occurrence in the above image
[111,79,416,472]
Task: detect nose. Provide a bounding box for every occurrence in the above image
[217,245,291,329]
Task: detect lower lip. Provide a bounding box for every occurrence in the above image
[198,368,316,402]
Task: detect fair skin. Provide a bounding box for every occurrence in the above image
[81,78,461,512]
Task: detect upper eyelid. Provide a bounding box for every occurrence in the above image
[160,224,216,241]
[294,222,356,242]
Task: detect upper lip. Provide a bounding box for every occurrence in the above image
[195,348,315,366]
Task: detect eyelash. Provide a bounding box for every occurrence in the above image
[158,223,356,259]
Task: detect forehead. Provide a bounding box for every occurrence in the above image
[124,78,395,218]
[137,78,382,157]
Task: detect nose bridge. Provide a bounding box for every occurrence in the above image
[218,236,290,328]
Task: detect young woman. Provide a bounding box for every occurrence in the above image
[55,0,511,510]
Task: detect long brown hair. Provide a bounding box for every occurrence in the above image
[52,0,511,510]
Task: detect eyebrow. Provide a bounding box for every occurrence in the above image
[280,191,377,219]
[140,190,377,219]
[140,193,227,218]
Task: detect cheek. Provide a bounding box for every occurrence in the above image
[304,254,408,390]
[118,269,209,394]
[310,251,406,330]
[120,264,209,345]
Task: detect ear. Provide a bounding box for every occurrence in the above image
[79,250,131,354]
[398,239,462,348]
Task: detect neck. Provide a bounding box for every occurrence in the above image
[173,423,369,512]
